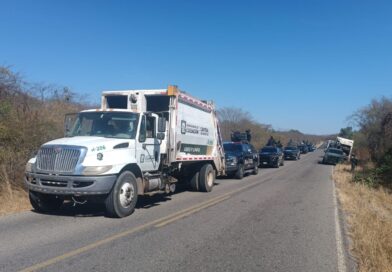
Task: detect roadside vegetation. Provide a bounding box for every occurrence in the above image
[334,164,392,272]
[0,66,87,215]
[334,96,392,272]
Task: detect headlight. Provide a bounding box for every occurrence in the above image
[82,165,113,175]
[226,156,237,163]
[25,162,33,172]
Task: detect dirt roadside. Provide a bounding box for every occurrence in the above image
[334,164,392,272]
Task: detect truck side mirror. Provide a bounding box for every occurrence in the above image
[158,117,166,132]
[64,113,78,137]
[157,132,165,140]
[139,116,147,143]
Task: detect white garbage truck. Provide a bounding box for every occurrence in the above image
[25,85,226,217]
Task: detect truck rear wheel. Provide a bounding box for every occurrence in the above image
[189,169,199,191]
[105,171,138,218]
[29,191,63,213]
[199,164,215,192]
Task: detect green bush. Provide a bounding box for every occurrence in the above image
[352,151,392,188]
[353,170,380,187]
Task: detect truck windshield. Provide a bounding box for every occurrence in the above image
[261,147,277,153]
[223,143,242,152]
[328,149,344,155]
[69,112,139,139]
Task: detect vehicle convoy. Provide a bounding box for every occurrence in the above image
[322,148,345,165]
[259,146,284,168]
[25,85,226,218]
[283,146,300,160]
[223,138,259,179]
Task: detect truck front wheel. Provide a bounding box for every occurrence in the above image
[105,171,138,218]
[199,164,215,192]
[235,164,244,179]
[252,163,259,175]
[29,191,64,213]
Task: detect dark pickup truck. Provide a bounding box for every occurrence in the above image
[259,146,284,168]
[322,148,345,165]
[283,146,300,160]
[224,142,259,179]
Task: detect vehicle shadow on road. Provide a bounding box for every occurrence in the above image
[31,202,107,218]
[31,180,218,217]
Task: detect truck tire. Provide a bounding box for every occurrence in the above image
[274,161,280,168]
[29,191,63,213]
[235,164,244,179]
[105,171,138,218]
[199,164,215,192]
[280,159,284,166]
[189,169,199,191]
[252,163,259,175]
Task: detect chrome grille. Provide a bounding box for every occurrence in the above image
[41,180,68,187]
[36,146,81,173]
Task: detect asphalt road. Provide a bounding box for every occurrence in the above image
[0,150,349,272]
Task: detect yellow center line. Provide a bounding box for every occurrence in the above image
[155,195,231,228]
[19,179,261,272]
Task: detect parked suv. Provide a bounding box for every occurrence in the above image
[283,146,300,160]
[224,142,259,179]
[259,146,284,168]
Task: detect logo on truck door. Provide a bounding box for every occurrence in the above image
[180,120,209,136]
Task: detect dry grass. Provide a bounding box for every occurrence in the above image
[334,164,392,272]
[0,186,30,216]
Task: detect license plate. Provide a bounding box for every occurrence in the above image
[263,162,268,165]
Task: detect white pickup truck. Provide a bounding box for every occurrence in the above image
[25,86,226,217]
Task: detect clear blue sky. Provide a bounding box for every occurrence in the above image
[1,0,392,135]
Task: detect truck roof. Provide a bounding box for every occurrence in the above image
[337,136,354,146]
[100,86,215,112]
[102,89,167,96]
[80,109,135,113]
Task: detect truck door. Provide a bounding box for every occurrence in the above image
[137,114,161,172]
